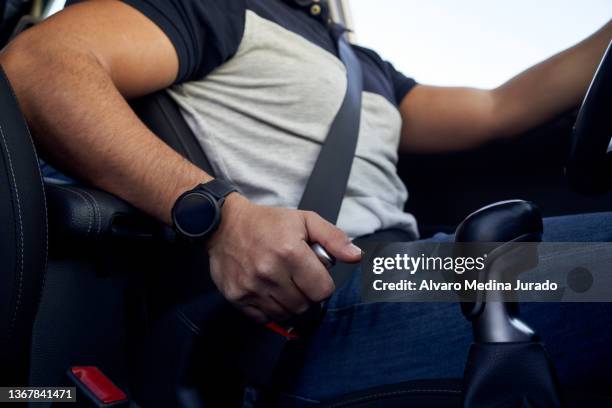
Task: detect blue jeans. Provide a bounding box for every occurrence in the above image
[281,212,612,401]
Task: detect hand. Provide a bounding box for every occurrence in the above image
[206,194,362,324]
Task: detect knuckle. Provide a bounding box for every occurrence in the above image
[254,256,273,275]
[238,274,259,294]
[255,268,273,282]
[254,258,277,282]
[225,286,247,303]
[302,210,317,220]
[278,242,301,260]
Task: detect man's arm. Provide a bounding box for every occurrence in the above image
[1,1,204,222]
[399,20,612,153]
[0,0,360,323]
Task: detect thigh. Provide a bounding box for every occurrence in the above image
[421,212,612,243]
[542,212,612,242]
[279,266,472,402]
[280,214,612,401]
[283,283,612,401]
[529,214,612,392]
[520,302,612,392]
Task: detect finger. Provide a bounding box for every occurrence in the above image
[269,279,312,315]
[291,241,336,303]
[255,295,291,323]
[303,212,362,263]
[240,305,269,324]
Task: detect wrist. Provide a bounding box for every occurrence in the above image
[171,179,240,243]
[206,192,249,250]
[222,191,248,215]
[166,173,213,225]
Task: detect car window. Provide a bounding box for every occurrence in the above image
[350,0,612,87]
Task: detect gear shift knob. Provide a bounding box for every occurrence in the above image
[457,201,562,406]
[455,200,543,343]
[455,200,543,243]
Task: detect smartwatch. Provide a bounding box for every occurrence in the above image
[171,179,238,241]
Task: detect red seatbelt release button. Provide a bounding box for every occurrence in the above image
[265,322,299,340]
[68,366,128,407]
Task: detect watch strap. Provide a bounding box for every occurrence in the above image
[198,179,238,202]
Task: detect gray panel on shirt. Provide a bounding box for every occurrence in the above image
[168,11,418,239]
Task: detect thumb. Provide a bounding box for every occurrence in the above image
[303,211,362,263]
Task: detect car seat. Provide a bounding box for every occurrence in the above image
[0,67,47,387]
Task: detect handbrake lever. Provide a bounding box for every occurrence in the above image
[310,242,336,269]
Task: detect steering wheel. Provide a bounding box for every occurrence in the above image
[566,41,612,194]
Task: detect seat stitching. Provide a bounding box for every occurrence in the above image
[33,158,48,304]
[52,185,93,237]
[276,392,320,404]
[3,73,49,302]
[78,189,102,237]
[176,309,202,336]
[0,124,24,342]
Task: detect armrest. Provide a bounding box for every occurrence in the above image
[45,182,165,248]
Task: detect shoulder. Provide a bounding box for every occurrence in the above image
[119,0,248,83]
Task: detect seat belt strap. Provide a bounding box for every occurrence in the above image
[297,26,363,224]
[240,24,365,395]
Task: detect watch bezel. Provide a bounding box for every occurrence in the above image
[172,190,222,240]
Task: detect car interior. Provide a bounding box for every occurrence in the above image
[1,1,611,407]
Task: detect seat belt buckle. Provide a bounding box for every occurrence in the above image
[265,301,326,340]
[265,322,300,340]
[66,366,129,408]
[262,243,332,339]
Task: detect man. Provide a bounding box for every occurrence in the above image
[1,0,611,401]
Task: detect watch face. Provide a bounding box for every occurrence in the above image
[173,192,218,238]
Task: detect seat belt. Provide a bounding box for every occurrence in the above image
[240,11,365,399]
[297,24,363,223]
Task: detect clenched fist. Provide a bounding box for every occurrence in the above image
[206,194,362,324]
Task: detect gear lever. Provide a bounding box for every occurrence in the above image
[455,200,542,342]
[455,200,562,407]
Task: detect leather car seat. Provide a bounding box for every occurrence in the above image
[0,67,48,386]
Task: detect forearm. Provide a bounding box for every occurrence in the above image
[400,21,611,154]
[0,40,210,224]
[492,20,612,138]
[399,85,497,153]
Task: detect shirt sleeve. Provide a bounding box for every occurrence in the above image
[119,0,246,84]
[383,60,418,106]
[353,45,417,106]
